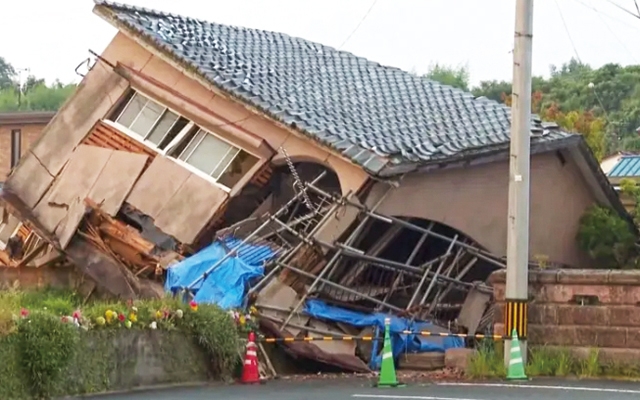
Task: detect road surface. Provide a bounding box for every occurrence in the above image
[78,378,640,400]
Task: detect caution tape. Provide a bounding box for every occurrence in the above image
[258,335,380,343]
[256,331,510,343]
[400,330,509,340]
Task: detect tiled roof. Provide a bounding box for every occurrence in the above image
[94,1,576,176]
[608,156,640,178]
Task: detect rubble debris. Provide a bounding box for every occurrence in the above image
[398,352,445,371]
[0,140,503,372]
[155,163,504,372]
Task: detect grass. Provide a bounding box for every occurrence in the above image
[467,340,640,380]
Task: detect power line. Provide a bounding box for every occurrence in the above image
[605,0,640,19]
[572,0,640,31]
[589,0,639,63]
[555,0,582,63]
[339,0,379,49]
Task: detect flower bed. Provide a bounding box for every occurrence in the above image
[0,289,250,400]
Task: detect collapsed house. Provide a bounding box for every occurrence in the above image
[0,1,629,372]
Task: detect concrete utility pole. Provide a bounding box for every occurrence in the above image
[504,0,533,366]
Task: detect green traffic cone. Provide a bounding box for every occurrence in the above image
[375,318,405,388]
[506,328,528,380]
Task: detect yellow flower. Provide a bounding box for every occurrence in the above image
[239,315,246,325]
[96,316,106,326]
[155,310,163,319]
[129,313,138,323]
[249,306,258,315]
[105,310,115,322]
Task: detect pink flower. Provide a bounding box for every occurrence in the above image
[72,310,82,319]
[20,308,29,318]
[118,313,126,322]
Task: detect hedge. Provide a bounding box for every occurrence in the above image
[0,289,253,399]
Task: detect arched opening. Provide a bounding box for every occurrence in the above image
[312,216,500,328]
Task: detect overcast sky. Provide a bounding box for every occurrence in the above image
[2,0,640,87]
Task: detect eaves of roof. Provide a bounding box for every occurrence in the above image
[0,111,56,126]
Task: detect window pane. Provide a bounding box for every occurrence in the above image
[158,117,189,149]
[217,150,259,189]
[146,110,179,145]
[184,133,233,175]
[177,129,206,161]
[211,147,240,179]
[109,90,135,121]
[130,100,164,137]
[115,92,146,128]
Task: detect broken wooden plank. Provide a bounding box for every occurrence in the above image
[153,173,228,244]
[33,145,113,233]
[29,249,64,268]
[86,150,149,216]
[54,197,88,249]
[126,156,191,220]
[65,236,137,299]
[14,241,48,268]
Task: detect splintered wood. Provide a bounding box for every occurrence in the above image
[81,199,183,279]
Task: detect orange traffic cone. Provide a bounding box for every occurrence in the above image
[241,331,262,384]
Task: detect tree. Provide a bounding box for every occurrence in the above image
[471,59,640,155]
[0,57,76,112]
[501,90,607,161]
[0,57,15,90]
[423,64,470,92]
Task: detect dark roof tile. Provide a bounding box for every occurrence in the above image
[95,0,575,175]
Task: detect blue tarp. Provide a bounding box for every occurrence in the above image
[164,237,275,309]
[165,236,463,369]
[304,299,464,369]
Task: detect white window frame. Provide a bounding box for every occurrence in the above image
[109,91,190,154]
[105,89,260,192]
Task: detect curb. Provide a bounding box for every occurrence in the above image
[57,381,217,399]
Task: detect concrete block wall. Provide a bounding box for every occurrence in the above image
[489,269,640,363]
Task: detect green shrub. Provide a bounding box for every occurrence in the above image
[182,304,239,378]
[576,205,637,268]
[17,311,79,398]
[0,290,243,398]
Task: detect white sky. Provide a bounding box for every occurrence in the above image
[1,0,640,87]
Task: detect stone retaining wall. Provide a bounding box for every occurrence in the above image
[489,269,640,363]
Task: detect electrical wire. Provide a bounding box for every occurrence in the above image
[555,0,583,63]
[589,0,639,63]
[201,0,380,131]
[605,0,640,20]
[556,0,619,142]
[571,0,640,31]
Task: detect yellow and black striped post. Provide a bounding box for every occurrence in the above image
[504,299,528,340]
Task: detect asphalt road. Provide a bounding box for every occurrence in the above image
[79,378,640,400]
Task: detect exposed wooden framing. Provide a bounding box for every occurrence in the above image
[14,241,48,268]
[306,183,506,269]
[339,224,403,287]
